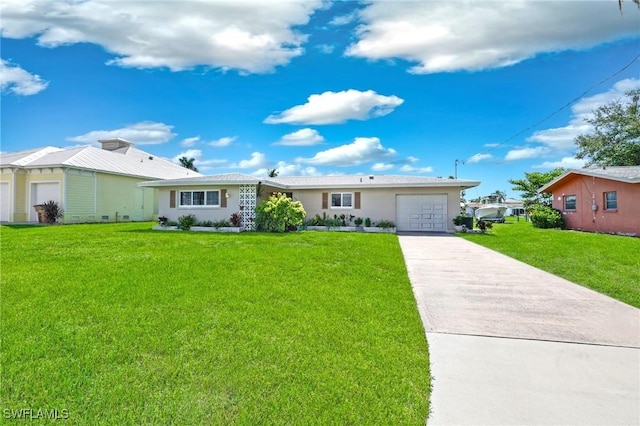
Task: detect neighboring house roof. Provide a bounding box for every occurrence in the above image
[0,143,201,180]
[539,166,640,193]
[139,173,480,190]
[0,146,63,167]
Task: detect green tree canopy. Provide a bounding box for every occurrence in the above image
[575,89,640,167]
[509,168,565,210]
[178,156,199,172]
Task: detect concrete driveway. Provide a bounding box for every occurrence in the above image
[398,233,640,425]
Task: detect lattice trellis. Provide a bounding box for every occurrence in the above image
[238,184,257,230]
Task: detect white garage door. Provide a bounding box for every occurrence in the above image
[396,194,448,232]
[30,182,61,221]
[0,182,9,222]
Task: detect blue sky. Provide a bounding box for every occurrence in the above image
[1,0,639,199]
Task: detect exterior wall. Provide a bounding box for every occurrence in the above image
[65,169,97,222]
[1,167,160,223]
[157,186,242,223]
[96,174,157,222]
[265,185,463,231]
[550,175,640,236]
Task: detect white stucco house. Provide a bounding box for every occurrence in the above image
[139,173,480,232]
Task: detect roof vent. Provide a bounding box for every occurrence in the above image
[99,138,133,152]
[369,175,374,180]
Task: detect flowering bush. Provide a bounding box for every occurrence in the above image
[254,193,306,233]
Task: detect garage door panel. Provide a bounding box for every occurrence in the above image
[396,194,448,232]
[31,182,60,221]
[0,182,9,222]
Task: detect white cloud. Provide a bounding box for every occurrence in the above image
[399,165,433,174]
[466,153,493,164]
[254,161,319,177]
[274,128,324,146]
[533,157,587,169]
[1,0,324,73]
[316,44,335,54]
[505,146,550,161]
[230,151,269,169]
[528,78,640,150]
[264,89,404,125]
[330,11,358,26]
[0,59,48,95]
[296,137,396,166]
[172,149,203,163]
[67,121,176,145]
[346,2,639,74]
[371,162,394,172]
[172,149,226,172]
[180,136,200,147]
[207,136,237,147]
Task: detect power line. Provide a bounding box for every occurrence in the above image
[464,53,640,164]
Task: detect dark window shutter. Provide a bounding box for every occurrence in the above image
[221,189,227,208]
[355,192,361,209]
[322,192,328,209]
[169,190,176,208]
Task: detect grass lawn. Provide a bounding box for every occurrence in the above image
[458,218,640,308]
[0,223,430,424]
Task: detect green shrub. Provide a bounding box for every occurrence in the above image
[530,205,565,229]
[213,219,232,228]
[177,214,197,231]
[354,217,363,226]
[364,217,372,227]
[376,220,396,229]
[254,193,306,233]
[196,220,214,227]
[324,217,342,228]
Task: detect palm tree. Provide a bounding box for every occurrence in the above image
[179,156,198,172]
[267,168,279,177]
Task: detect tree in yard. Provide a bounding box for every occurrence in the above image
[509,168,565,210]
[575,89,640,167]
[267,168,279,177]
[178,156,199,172]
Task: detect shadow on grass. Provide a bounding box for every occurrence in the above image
[1,224,45,229]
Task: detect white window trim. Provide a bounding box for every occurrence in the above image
[178,189,220,208]
[604,191,617,210]
[330,192,354,209]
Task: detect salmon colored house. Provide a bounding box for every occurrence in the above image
[539,166,640,236]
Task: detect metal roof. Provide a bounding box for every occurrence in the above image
[1,144,201,180]
[139,173,262,187]
[539,166,640,193]
[140,173,480,190]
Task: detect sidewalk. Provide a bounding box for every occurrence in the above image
[398,234,640,425]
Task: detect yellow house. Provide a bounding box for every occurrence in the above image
[0,138,200,223]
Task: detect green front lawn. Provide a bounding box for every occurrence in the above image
[0,223,430,424]
[458,218,640,308]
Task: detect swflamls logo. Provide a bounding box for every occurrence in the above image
[3,408,69,420]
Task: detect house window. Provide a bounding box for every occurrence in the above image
[564,195,577,211]
[604,191,617,210]
[179,190,220,207]
[331,192,353,208]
